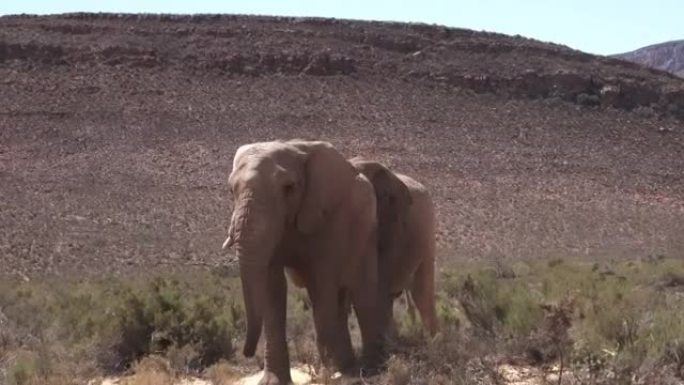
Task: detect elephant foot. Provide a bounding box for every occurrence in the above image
[334,353,357,375]
[312,365,337,383]
[327,362,356,381]
[358,364,382,381]
[258,370,291,385]
[334,373,366,385]
[359,347,387,378]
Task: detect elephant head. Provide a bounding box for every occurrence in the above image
[223,140,357,357]
[348,157,413,254]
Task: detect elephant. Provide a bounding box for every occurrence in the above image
[348,157,438,340]
[222,140,383,385]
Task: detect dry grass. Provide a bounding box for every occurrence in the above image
[0,272,243,384]
[1,257,684,384]
[385,355,411,385]
[204,360,241,385]
[371,256,684,384]
[123,356,174,385]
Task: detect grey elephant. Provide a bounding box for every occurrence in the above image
[222,140,383,385]
[349,157,438,339]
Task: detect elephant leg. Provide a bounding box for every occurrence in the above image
[350,286,384,372]
[305,286,331,368]
[409,260,438,337]
[334,289,356,374]
[309,282,354,372]
[378,293,396,342]
[376,250,397,344]
[261,266,292,385]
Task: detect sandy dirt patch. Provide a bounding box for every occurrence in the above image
[91,364,571,384]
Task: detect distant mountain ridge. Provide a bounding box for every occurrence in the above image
[614,40,684,77]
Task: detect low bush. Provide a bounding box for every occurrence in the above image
[374,257,684,384]
[0,271,244,383]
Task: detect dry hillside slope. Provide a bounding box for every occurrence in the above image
[1,13,684,277]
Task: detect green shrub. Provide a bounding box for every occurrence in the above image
[434,293,461,332]
[446,267,543,339]
[6,352,38,385]
[2,257,684,383]
[0,272,244,378]
[96,275,243,371]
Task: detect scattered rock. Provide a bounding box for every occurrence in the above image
[656,272,684,290]
[592,263,615,277]
[497,364,542,385]
[576,92,600,106]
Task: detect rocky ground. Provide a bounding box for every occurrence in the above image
[1,14,684,278]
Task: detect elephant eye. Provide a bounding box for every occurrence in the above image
[283,183,295,196]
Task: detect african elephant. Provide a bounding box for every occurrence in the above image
[349,157,438,339]
[222,140,383,385]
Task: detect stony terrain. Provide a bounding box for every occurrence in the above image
[615,39,684,77]
[1,13,684,278]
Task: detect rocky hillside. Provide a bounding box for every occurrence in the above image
[614,40,684,78]
[1,14,684,277]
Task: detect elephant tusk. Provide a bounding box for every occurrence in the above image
[222,234,233,249]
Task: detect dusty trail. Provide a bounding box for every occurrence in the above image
[94,363,565,385]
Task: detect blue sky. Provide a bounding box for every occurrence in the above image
[1,1,681,55]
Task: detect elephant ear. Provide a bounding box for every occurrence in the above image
[292,141,357,234]
[349,158,413,228]
[370,166,413,252]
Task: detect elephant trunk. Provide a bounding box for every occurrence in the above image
[227,196,280,357]
[240,262,267,357]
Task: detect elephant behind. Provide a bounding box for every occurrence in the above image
[349,157,439,339]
